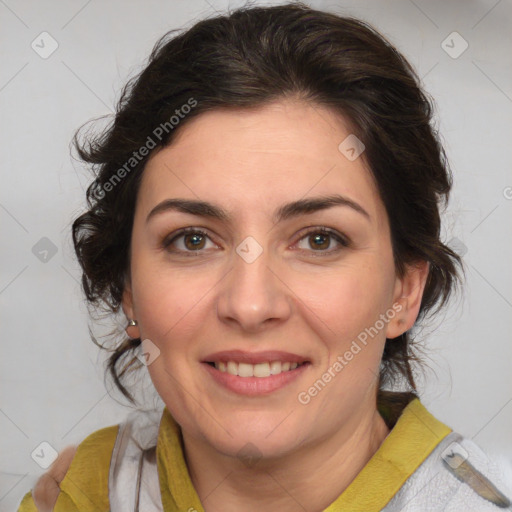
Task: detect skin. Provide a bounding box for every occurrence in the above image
[116,98,429,512]
[32,446,77,512]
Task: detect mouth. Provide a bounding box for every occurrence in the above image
[201,350,311,395]
[205,360,308,377]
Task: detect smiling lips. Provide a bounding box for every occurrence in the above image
[214,360,303,377]
[203,350,310,379]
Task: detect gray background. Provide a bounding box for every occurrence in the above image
[1,0,511,509]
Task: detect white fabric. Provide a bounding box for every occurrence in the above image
[108,408,163,512]
[383,432,512,511]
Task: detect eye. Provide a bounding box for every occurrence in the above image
[294,227,349,255]
[162,226,349,257]
[163,228,218,254]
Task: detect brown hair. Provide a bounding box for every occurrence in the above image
[72,2,464,406]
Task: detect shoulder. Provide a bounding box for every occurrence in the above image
[17,424,119,512]
[385,431,512,511]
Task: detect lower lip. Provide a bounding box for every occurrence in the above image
[201,362,310,395]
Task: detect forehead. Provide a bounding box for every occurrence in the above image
[139,99,386,226]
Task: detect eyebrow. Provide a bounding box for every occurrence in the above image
[146,194,371,224]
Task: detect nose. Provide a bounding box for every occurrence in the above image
[215,241,292,333]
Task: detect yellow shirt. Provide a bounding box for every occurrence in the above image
[17,398,451,512]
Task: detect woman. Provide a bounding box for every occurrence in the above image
[18,3,511,511]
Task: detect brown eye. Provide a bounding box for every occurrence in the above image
[183,232,206,250]
[295,227,349,255]
[308,232,330,250]
[163,228,217,254]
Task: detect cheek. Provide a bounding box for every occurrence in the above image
[130,260,213,415]
[296,263,388,342]
[130,247,193,333]
[133,269,210,342]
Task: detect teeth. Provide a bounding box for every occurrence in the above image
[270,361,281,375]
[254,362,270,377]
[227,361,237,375]
[213,360,303,377]
[238,362,253,377]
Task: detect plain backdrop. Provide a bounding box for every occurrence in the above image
[1,0,511,510]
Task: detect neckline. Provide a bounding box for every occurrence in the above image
[155,397,451,511]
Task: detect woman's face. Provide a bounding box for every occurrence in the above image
[123,99,427,460]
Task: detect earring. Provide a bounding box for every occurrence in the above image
[127,319,138,327]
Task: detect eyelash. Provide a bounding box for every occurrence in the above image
[162,226,350,257]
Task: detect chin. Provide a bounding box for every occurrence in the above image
[198,413,307,462]
[210,431,301,464]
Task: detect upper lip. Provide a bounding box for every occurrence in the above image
[202,350,309,365]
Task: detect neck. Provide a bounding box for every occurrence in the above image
[181,403,390,512]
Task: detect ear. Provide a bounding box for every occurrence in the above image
[122,280,140,339]
[385,260,430,340]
